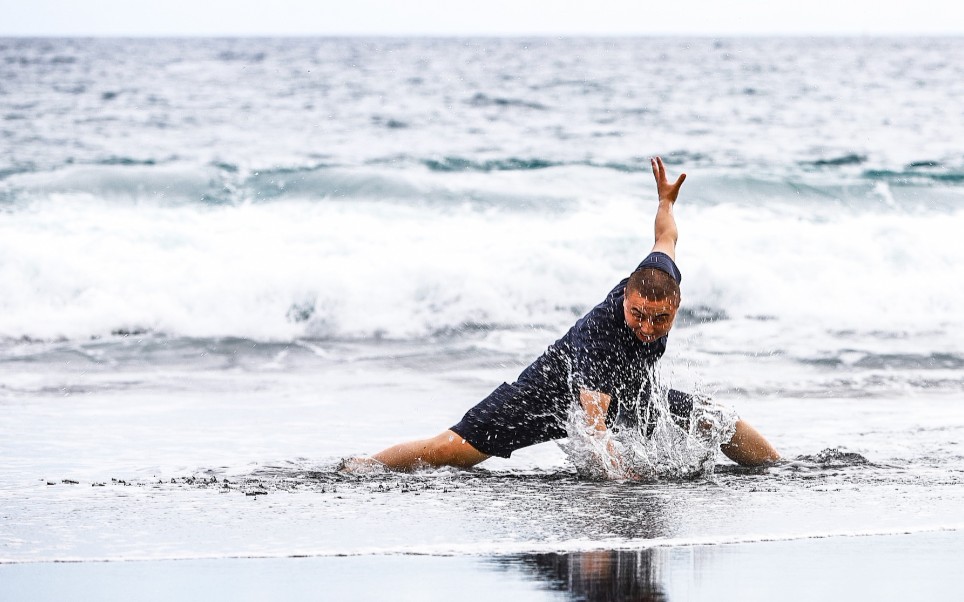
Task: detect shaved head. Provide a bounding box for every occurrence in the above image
[627,267,680,305]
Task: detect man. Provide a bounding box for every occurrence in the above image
[352,157,779,473]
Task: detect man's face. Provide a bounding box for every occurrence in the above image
[623,290,679,343]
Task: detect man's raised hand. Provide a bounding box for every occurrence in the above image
[651,156,686,204]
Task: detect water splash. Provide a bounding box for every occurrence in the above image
[560,370,738,481]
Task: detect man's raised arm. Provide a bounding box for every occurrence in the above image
[650,157,685,260]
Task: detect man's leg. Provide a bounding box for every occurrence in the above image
[370,429,490,471]
[669,391,780,467]
[721,420,780,466]
[343,379,564,473]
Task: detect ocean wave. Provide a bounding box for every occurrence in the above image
[800,352,964,370]
[1,194,962,342]
[863,168,964,184]
[6,161,963,213]
[94,156,164,167]
[423,156,561,172]
[419,154,712,174]
[0,162,582,209]
[0,163,232,205]
[1,166,962,351]
[801,154,867,167]
[0,165,33,182]
[466,92,549,110]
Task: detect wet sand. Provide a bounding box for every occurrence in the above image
[2,530,961,602]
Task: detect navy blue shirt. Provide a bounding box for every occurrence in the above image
[513,252,682,421]
[451,252,685,457]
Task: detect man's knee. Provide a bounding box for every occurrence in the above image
[426,430,488,467]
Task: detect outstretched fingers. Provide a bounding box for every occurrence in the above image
[651,156,687,203]
[652,156,669,183]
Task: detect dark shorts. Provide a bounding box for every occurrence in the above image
[451,384,695,458]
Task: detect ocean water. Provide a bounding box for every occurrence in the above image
[2,36,964,594]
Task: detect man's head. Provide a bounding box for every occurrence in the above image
[623,267,681,343]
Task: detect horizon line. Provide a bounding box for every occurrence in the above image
[2,32,963,39]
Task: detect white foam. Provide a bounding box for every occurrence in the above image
[1,188,962,353]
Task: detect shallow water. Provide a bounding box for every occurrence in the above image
[3,346,963,562]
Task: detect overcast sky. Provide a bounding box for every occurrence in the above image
[2,0,963,37]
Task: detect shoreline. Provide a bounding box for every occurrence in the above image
[3,531,961,601]
[2,523,962,565]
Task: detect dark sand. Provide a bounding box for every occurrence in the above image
[2,530,960,601]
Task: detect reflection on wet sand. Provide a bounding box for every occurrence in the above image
[493,549,667,601]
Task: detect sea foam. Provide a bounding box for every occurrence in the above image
[1,169,962,354]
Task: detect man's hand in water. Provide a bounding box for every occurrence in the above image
[580,389,636,478]
[651,156,686,204]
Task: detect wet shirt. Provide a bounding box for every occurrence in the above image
[515,252,681,423]
[451,252,684,457]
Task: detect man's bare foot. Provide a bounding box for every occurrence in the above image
[338,456,387,474]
